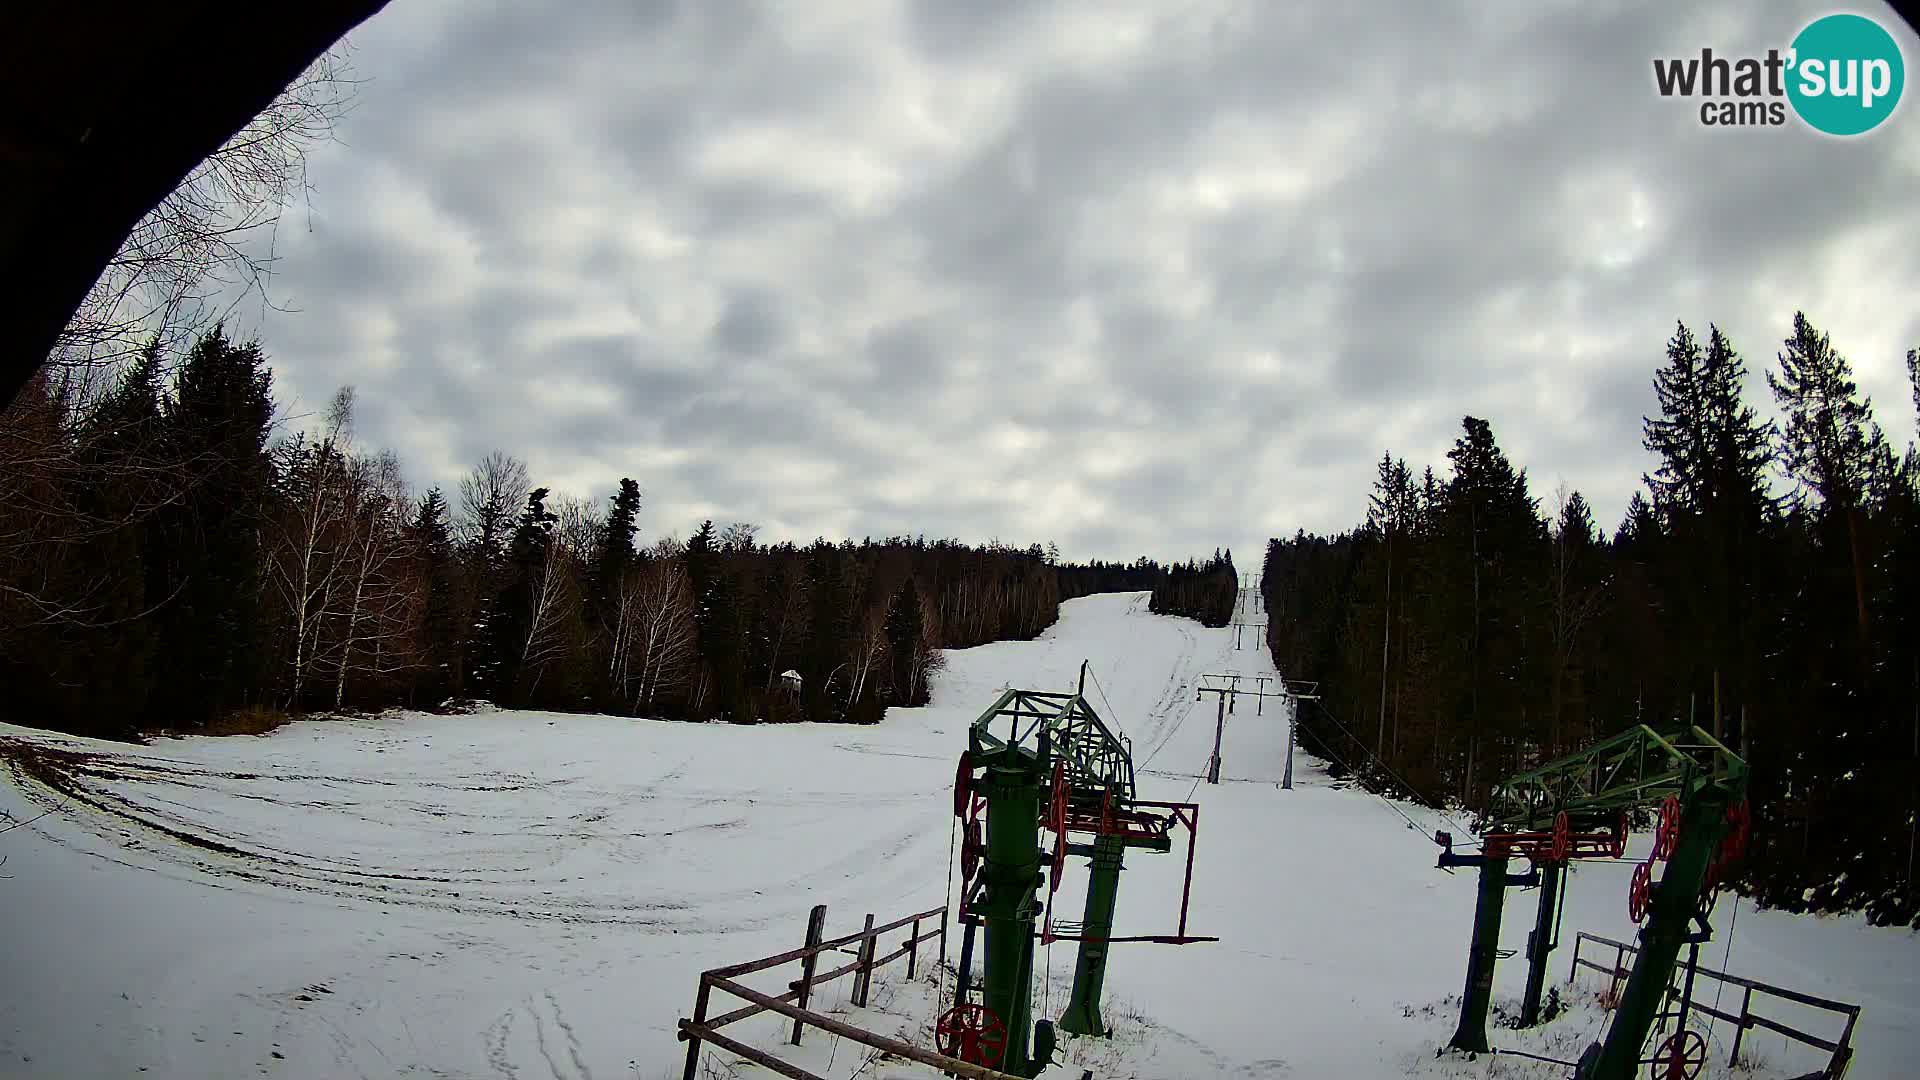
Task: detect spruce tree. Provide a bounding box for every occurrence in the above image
[1643,321,1708,517]
[69,345,168,726]
[410,488,462,704]
[885,576,926,704]
[1641,323,1778,729]
[482,487,557,703]
[804,541,851,722]
[146,326,275,725]
[685,520,744,720]
[1441,416,1544,803]
[1769,312,1892,647]
[593,478,641,616]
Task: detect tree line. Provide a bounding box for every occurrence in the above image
[1262,313,1920,927]
[1147,549,1238,626]
[1,327,1192,738]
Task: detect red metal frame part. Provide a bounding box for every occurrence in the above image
[956,793,988,922]
[1483,819,1629,863]
[1040,801,1219,946]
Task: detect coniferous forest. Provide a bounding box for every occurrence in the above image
[0,327,1177,738]
[1262,313,1920,927]
[1147,550,1239,626]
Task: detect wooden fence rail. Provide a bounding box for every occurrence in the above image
[1567,931,1860,1078]
[678,901,1024,1080]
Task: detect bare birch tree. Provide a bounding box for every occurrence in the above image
[518,545,583,698]
[616,550,698,712]
[848,608,889,707]
[327,449,418,708]
[265,386,358,705]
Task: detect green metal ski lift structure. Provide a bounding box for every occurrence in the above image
[943,663,1214,1076]
[1433,724,1751,1080]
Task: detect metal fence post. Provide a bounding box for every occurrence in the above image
[852,913,877,1008]
[908,915,921,980]
[681,977,713,1080]
[1729,986,1753,1067]
[791,904,828,1046]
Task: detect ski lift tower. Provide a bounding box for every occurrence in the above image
[946,663,1215,1075]
[1433,724,1750,1080]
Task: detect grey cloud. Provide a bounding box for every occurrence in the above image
[710,287,786,357]
[238,0,1920,565]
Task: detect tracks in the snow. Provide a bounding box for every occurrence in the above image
[0,735,927,933]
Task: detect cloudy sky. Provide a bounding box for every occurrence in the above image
[246,0,1920,566]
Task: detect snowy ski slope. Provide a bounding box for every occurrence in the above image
[1,591,1915,1078]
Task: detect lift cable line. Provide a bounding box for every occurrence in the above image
[1083,665,1129,746]
[1263,693,1477,848]
[1304,697,1478,844]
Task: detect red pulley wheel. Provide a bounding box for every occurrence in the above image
[1654,797,1682,861]
[936,1002,1008,1067]
[1649,1029,1707,1080]
[1551,811,1571,862]
[960,820,983,882]
[1629,861,1652,924]
[953,751,974,818]
[1610,810,1629,860]
[1723,799,1751,863]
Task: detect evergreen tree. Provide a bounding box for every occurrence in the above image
[482,487,557,703]
[803,541,852,722]
[885,576,927,705]
[1768,312,1893,648]
[1906,348,1920,480]
[685,520,745,720]
[1440,416,1545,803]
[1640,324,1778,732]
[1643,321,1708,516]
[68,344,168,725]
[593,478,642,615]
[410,487,462,704]
[146,326,276,725]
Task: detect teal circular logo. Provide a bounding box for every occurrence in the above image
[1787,14,1905,135]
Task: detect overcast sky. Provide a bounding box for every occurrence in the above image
[244,0,1920,567]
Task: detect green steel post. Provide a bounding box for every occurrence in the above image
[979,761,1044,1075]
[1583,791,1729,1080]
[1449,850,1511,1054]
[1518,860,1563,1028]
[1057,832,1126,1036]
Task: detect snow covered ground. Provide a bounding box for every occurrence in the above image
[1,591,1915,1079]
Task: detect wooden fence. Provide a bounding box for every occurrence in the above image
[677,902,1027,1080]
[1568,931,1860,1078]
